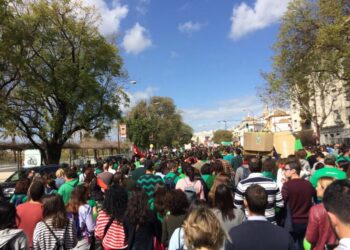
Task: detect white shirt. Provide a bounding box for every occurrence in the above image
[247,216,267,221]
[337,238,350,250]
[108,168,116,175]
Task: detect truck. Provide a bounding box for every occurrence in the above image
[23,149,42,168]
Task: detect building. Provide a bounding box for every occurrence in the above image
[233,116,266,146]
[191,130,214,145]
[290,80,350,145]
[264,109,292,133]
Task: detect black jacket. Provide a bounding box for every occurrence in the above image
[225,220,295,250]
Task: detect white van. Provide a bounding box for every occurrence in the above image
[23,149,41,168]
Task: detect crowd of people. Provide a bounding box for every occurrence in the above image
[1,144,350,250]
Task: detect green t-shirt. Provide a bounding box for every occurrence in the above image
[262,171,276,182]
[201,174,215,190]
[58,178,79,205]
[310,167,346,187]
[87,199,97,208]
[336,155,350,163]
[95,169,102,175]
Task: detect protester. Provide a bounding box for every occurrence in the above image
[296,150,311,179]
[55,168,66,189]
[208,172,231,206]
[193,151,207,171]
[137,160,164,208]
[310,154,346,187]
[58,168,79,205]
[261,157,277,181]
[162,189,189,246]
[200,163,215,190]
[66,185,96,249]
[282,160,316,250]
[16,181,45,249]
[125,188,162,250]
[168,200,207,250]
[182,206,225,250]
[10,179,30,206]
[232,148,243,172]
[95,185,128,250]
[0,202,29,250]
[96,163,114,190]
[234,157,284,224]
[234,156,251,186]
[305,177,337,250]
[176,164,205,201]
[33,194,77,249]
[212,184,245,236]
[226,184,294,250]
[164,160,180,189]
[323,179,350,250]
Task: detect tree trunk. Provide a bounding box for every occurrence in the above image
[45,143,63,165]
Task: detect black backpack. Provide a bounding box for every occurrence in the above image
[164,175,177,190]
[43,221,67,250]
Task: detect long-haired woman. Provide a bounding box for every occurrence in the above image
[95,185,128,250]
[66,185,96,249]
[175,164,205,201]
[125,188,161,250]
[208,173,231,206]
[212,184,245,235]
[33,194,77,249]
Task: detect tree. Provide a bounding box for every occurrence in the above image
[0,0,127,164]
[212,130,233,144]
[126,96,193,149]
[261,0,349,141]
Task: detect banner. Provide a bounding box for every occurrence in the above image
[119,124,127,138]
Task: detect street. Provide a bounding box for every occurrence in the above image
[0,164,17,182]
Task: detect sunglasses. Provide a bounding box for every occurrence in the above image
[284,168,291,171]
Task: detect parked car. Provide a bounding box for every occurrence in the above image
[104,154,131,163]
[0,165,62,199]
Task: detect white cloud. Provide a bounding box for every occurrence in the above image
[181,96,263,131]
[135,0,150,15]
[170,51,179,58]
[178,21,206,34]
[123,86,158,112]
[83,0,128,36]
[229,0,291,40]
[122,23,152,54]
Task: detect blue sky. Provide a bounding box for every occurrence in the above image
[85,0,291,131]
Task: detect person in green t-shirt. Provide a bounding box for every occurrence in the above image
[200,163,215,190]
[310,155,346,188]
[57,168,80,205]
[164,160,179,189]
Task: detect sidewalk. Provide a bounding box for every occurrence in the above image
[0,172,12,182]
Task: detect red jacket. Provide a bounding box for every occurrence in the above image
[305,203,337,250]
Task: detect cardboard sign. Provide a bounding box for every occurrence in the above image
[244,132,274,152]
[274,132,296,158]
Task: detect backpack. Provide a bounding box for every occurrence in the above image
[12,194,26,207]
[184,180,198,204]
[242,167,250,181]
[43,221,67,250]
[164,174,177,190]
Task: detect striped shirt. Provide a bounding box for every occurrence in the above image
[95,210,127,250]
[234,173,284,223]
[137,174,164,198]
[33,219,77,249]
